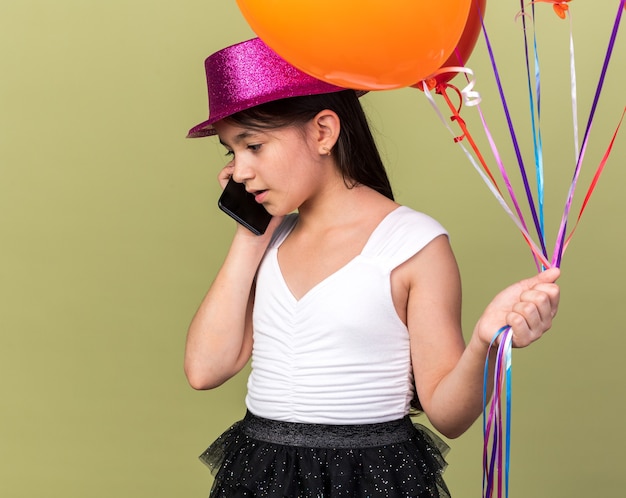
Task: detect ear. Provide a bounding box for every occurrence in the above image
[311,110,340,155]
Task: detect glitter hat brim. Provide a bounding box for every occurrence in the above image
[187,38,361,138]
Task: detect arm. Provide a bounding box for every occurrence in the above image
[406,236,560,439]
[184,208,284,390]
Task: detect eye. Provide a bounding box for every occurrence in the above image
[247,144,262,152]
[224,149,234,157]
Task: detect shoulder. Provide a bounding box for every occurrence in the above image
[388,206,456,279]
[366,206,448,259]
[389,206,447,235]
[354,205,448,281]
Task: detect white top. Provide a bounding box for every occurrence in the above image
[245,206,448,424]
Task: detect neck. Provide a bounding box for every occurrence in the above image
[296,180,397,233]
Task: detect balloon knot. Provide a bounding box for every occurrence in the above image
[553,3,570,19]
[421,78,438,91]
[527,1,571,19]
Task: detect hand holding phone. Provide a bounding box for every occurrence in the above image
[218,178,273,235]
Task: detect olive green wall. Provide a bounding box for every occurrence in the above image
[1,1,624,496]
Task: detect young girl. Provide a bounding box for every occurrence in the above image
[184,37,560,498]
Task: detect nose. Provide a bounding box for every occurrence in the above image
[230,160,255,184]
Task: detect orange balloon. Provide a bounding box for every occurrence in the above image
[416,0,487,89]
[236,0,473,90]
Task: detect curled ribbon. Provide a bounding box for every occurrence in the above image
[421,66,482,107]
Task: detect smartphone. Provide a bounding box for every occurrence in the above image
[218,177,272,235]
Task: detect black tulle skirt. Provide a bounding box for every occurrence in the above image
[199,411,451,497]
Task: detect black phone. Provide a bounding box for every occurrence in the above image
[218,177,273,235]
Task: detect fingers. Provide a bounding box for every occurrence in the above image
[520,267,560,290]
[508,275,561,348]
[218,164,235,189]
[536,266,560,284]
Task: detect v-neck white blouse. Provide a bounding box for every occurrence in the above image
[246,206,448,424]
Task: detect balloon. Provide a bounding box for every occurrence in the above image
[236,0,473,91]
[415,0,487,89]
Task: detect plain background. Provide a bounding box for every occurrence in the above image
[1,1,624,496]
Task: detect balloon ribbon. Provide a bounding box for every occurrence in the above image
[423,2,624,497]
[424,81,550,269]
[552,0,625,266]
[483,326,513,498]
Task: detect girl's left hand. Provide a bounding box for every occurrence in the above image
[475,267,561,348]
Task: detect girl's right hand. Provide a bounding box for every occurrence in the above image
[218,163,235,189]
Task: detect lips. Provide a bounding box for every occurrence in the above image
[251,189,268,203]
